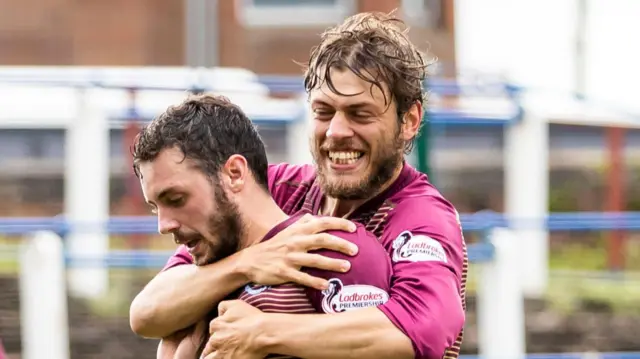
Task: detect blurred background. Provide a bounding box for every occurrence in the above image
[1,0,640,358]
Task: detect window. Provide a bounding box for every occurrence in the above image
[402,0,445,30]
[239,0,355,27]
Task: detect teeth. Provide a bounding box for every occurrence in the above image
[328,151,363,165]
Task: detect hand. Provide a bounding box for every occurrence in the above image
[201,300,267,359]
[157,319,208,359]
[237,214,359,290]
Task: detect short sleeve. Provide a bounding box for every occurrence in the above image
[161,245,193,272]
[302,226,393,313]
[377,196,466,359]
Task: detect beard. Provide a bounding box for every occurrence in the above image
[175,180,244,266]
[199,182,244,266]
[312,129,405,201]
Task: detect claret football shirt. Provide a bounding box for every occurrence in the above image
[164,162,467,359]
[237,212,392,316]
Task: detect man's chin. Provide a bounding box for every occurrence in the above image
[322,179,372,200]
[193,254,216,266]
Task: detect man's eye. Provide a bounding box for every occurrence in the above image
[313,109,333,116]
[166,197,185,207]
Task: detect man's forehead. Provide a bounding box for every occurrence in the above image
[138,148,193,197]
[310,69,390,108]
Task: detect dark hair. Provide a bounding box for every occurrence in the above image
[302,11,433,153]
[132,93,269,190]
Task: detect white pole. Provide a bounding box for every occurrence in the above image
[65,88,110,298]
[287,95,313,165]
[575,0,588,97]
[477,227,525,359]
[19,231,70,359]
[504,102,549,298]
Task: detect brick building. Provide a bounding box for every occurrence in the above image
[0,0,456,75]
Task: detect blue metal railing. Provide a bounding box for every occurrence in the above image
[5,212,640,236]
[1,212,639,267]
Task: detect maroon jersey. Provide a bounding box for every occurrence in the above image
[238,212,392,316]
[164,162,467,359]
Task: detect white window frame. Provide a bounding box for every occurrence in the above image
[238,0,356,28]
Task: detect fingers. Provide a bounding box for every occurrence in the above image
[287,252,351,273]
[283,268,330,290]
[217,301,231,316]
[280,213,315,234]
[302,233,358,255]
[201,334,217,358]
[290,215,357,235]
[308,216,357,233]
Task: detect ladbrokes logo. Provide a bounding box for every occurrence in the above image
[320,278,389,313]
[244,283,271,295]
[392,231,448,263]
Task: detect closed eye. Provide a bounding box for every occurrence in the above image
[313,108,334,119]
[164,197,185,207]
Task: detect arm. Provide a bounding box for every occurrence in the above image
[257,307,413,359]
[157,320,208,359]
[378,252,465,359]
[255,198,466,359]
[377,197,467,359]
[130,248,248,338]
[131,216,358,338]
[132,163,288,338]
[260,227,414,359]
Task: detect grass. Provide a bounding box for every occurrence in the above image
[465,264,640,315]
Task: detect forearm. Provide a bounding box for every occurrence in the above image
[257,307,414,359]
[130,253,248,338]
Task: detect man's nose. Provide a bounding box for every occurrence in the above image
[326,113,354,139]
[157,211,180,235]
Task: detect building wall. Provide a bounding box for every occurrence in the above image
[0,0,456,75]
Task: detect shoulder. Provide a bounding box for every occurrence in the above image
[268,163,317,213]
[303,223,392,313]
[307,224,392,283]
[380,179,464,261]
[268,163,316,190]
[385,174,460,236]
[161,245,193,271]
[323,225,388,261]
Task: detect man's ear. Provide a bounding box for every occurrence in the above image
[221,155,248,193]
[401,101,423,142]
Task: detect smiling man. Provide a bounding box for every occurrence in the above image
[132,94,394,359]
[130,11,467,359]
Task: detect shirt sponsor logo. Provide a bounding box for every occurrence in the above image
[320,278,389,313]
[244,283,271,295]
[392,231,448,263]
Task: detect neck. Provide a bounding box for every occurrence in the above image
[321,163,404,218]
[237,187,289,249]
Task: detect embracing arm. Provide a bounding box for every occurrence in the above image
[257,307,413,359]
[131,215,357,339]
[253,264,463,359]
[130,249,248,338]
[253,198,466,359]
[257,226,413,359]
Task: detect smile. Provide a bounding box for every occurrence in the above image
[328,151,364,165]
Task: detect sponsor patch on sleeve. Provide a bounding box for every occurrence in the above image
[391,231,448,263]
[320,278,389,313]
